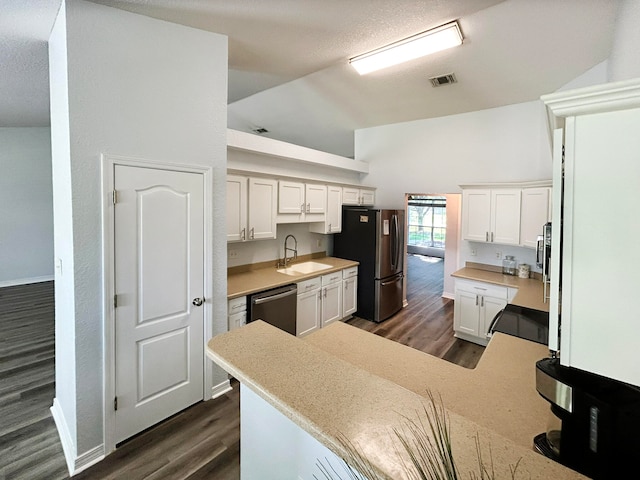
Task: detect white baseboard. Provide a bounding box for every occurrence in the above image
[442,291,454,300]
[210,378,232,399]
[0,275,54,288]
[51,398,105,476]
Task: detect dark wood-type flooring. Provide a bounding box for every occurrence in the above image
[0,254,483,479]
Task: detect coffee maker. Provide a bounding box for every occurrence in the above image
[535,358,640,479]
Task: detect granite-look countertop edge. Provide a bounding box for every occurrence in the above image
[452,266,549,312]
[227,256,359,299]
[207,321,587,479]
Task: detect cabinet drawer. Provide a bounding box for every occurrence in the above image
[228,296,247,313]
[455,279,509,300]
[322,272,342,286]
[298,277,321,292]
[342,266,358,279]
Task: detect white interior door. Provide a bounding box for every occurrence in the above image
[114,164,204,444]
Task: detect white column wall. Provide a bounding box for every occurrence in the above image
[49,0,228,465]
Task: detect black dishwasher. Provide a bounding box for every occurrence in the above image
[247,284,297,335]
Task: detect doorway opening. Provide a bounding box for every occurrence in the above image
[407,195,446,258]
[404,193,461,302]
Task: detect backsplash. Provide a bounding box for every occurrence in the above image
[460,240,540,274]
[227,223,333,268]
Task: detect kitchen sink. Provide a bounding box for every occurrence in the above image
[277,261,332,276]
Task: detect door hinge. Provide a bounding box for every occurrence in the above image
[112,190,118,205]
[114,396,118,411]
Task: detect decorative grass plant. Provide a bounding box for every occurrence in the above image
[315,391,523,480]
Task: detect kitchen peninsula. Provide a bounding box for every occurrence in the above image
[207,321,587,479]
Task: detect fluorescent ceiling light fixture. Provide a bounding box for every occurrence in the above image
[349,21,463,75]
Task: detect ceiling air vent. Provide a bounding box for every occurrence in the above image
[251,127,269,134]
[429,73,457,87]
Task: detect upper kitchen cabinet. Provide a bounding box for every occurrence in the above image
[309,185,342,234]
[278,181,326,223]
[226,175,277,242]
[342,187,375,206]
[520,187,551,249]
[227,175,247,242]
[461,188,521,245]
[542,78,640,388]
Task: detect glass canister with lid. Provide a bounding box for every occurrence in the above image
[502,255,517,275]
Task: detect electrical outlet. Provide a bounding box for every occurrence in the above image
[470,248,476,256]
[228,249,238,259]
[495,251,502,259]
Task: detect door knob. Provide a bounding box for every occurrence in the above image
[192,297,204,306]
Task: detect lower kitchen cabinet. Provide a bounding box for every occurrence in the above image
[295,266,357,336]
[296,277,322,337]
[453,279,514,346]
[342,266,358,319]
[228,296,247,331]
[321,272,342,328]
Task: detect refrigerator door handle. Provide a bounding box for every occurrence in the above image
[391,213,400,270]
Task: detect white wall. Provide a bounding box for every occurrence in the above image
[0,128,53,286]
[49,0,228,469]
[608,0,640,82]
[355,100,552,272]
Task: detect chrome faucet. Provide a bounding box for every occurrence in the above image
[282,234,298,267]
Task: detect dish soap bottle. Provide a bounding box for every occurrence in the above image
[502,255,517,276]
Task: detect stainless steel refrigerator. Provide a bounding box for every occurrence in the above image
[333,207,404,323]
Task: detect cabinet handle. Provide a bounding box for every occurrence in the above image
[241,228,246,241]
[485,232,489,242]
[323,288,327,298]
[481,296,484,307]
[307,202,310,213]
[250,227,255,239]
[328,223,331,231]
[301,203,305,213]
[491,232,494,242]
[475,295,479,306]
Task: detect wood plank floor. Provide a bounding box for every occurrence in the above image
[0,255,483,479]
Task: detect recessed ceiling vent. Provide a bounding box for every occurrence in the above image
[429,73,457,87]
[251,127,269,134]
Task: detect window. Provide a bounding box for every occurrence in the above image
[407,195,446,249]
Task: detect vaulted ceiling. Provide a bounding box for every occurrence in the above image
[1,0,620,157]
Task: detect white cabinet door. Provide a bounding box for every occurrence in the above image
[321,282,342,327]
[454,279,509,346]
[520,187,550,248]
[326,186,342,233]
[342,187,375,206]
[462,189,521,245]
[342,187,360,205]
[248,178,277,240]
[491,189,521,245]
[226,175,247,242]
[360,189,375,206]
[480,295,507,341]
[228,311,246,331]
[278,181,305,214]
[305,184,327,214]
[309,185,342,234]
[461,189,491,242]
[297,289,321,337]
[342,276,357,318]
[454,288,480,337]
